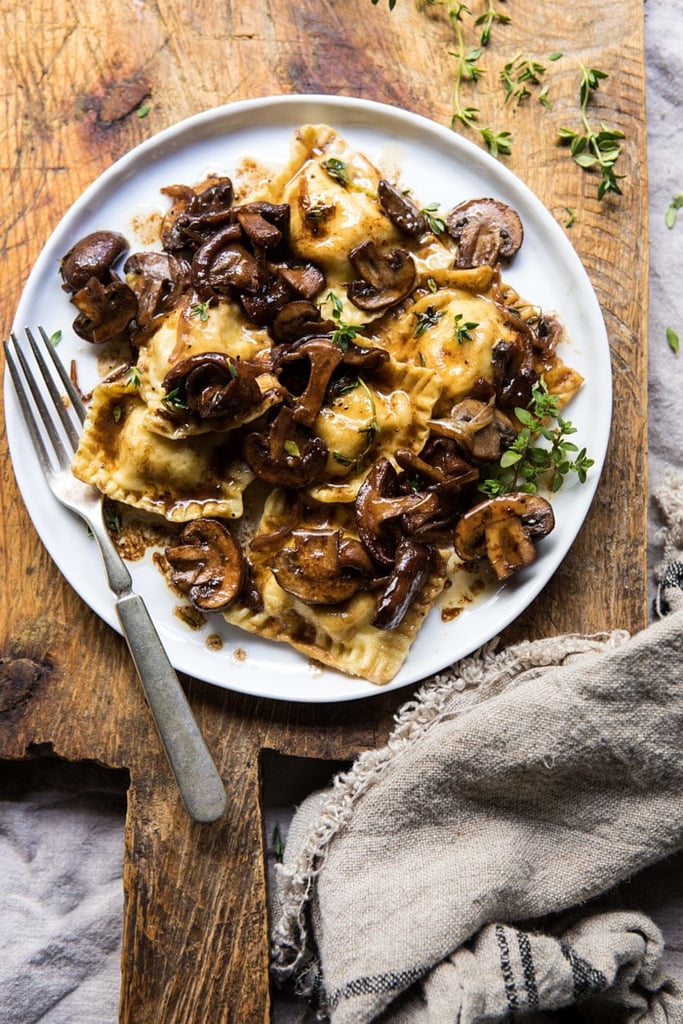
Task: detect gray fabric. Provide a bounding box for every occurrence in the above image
[271,476,683,1023]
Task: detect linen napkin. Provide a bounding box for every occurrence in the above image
[271,470,683,1024]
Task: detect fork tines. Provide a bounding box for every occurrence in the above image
[4,327,86,469]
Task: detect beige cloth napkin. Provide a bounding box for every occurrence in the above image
[271,472,683,1024]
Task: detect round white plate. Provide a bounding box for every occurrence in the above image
[5,94,612,703]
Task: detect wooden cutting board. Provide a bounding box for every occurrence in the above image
[0,0,648,1019]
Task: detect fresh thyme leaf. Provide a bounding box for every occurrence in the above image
[665,194,683,229]
[479,378,594,495]
[501,53,548,106]
[421,203,447,234]
[666,326,680,355]
[324,291,362,350]
[558,64,626,201]
[126,366,142,388]
[284,439,302,458]
[272,822,286,861]
[454,312,479,343]
[475,0,510,47]
[137,103,151,118]
[190,300,210,321]
[333,376,380,471]
[112,405,122,423]
[480,126,512,157]
[322,157,350,187]
[564,206,577,227]
[49,329,62,347]
[162,386,188,411]
[414,306,445,336]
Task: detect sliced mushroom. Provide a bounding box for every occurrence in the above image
[240,275,293,326]
[124,251,190,337]
[190,223,247,299]
[371,538,440,630]
[445,198,524,269]
[377,179,427,238]
[271,528,377,605]
[162,351,262,421]
[347,241,416,312]
[394,443,479,537]
[270,300,334,346]
[491,340,538,412]
[244,406,328,488]
[274,337,344,428]
[355,458,439,568]
[60,230,129,293]
[453,492,555,581]
[71,276,138,344]
[276,262,326,301]
[165,518,245,611]
[428,397,517,462]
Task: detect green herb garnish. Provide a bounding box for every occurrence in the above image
[558,65,626,200]
[479,378,594,496]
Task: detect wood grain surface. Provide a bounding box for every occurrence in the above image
[0,0,648,1020]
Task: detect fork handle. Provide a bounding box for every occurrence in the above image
[116,593,227,823]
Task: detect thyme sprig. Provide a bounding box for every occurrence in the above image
[558,65,626,201]
[479,379,594,496]
[324,292,363,351]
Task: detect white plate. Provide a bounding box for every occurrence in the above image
[5,95,612,703]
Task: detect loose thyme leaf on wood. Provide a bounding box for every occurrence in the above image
[558,64,626,201]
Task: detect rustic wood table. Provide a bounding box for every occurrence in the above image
[0,0,649,1020]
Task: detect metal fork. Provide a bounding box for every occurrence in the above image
[4,326,227,823]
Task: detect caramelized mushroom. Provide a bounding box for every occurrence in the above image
[271,528,377,605]
[124,251,190,337]
[446,198,524,268]
[165,518,245,611]
[453,492,555,580]
[244,406,328,488]
[377,179,427,238]
[428,397,517,463]
[71,277,138,344]
[270,300,334,345]
[371,538,440,630]
[274,337,344,428]
[355,458,439,568]
[162,352,262,421]
[347,241,416,312]
[60,230,129,293]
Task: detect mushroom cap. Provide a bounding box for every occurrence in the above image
[445,198,524,269]
[347,240,416,312]
[377,179,427,238]
[371,538,438,631]
[165,518,246,611]
[271,528,377,605]
[453,492,555,580]
[60,230,129,293]
[71,276,138,344]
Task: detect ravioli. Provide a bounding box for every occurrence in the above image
[136,302,280,438]
[223,490,446,685]
[72,379,254,521]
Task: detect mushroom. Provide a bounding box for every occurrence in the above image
[377,179,427,238]
[371,538,440,630]
[355,458,440,568]
[70,276,138,344]
[190,223,247,299]
[270,300,334,346]
[243,406,328,489]
[273,337,344,428]
[453,492,555,581]
[165,518,245,611]
[271,528,377,605]
[445,198,524,268]
[347,240,416,312]
[276,262,326,301]
[60,230,129,294]
[162,351,262,421]
[124,251,190,337]
[428,397,517,462]
[491,339,539,412]
[240,274,293,326]
[394,443,479,537]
